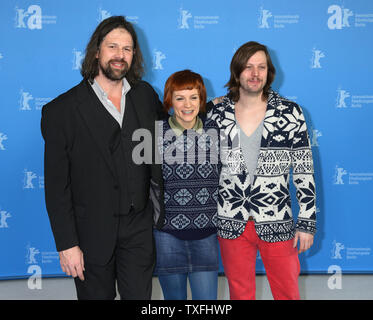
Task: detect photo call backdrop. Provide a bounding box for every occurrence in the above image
[0,0,373,280]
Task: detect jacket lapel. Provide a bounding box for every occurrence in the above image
[260,92,279,148]
[255,91,282,175]
[221,91,280,149]
[221,91,282,176]
[121,88,139,129]
[125,84,154,132]
[74,80,118,179]
[124,84,157,165]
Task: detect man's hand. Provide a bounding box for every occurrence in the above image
[212,96,224,105]
[293,231,314,253]
[59,246,85,281]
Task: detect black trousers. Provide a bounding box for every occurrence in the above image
[74,204,155,300]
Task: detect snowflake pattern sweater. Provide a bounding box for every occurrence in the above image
[207,90,317,242]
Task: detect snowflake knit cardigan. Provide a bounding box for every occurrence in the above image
[207,89,317,242]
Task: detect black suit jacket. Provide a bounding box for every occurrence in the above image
[41,79,163,265]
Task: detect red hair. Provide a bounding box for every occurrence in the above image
[163,69,207,114]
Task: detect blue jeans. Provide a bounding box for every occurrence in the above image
[158,271,218,300]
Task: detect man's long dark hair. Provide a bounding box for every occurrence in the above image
[81,16,144,85]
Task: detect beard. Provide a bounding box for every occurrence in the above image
[239,78,266,96]
[98,59,129,81]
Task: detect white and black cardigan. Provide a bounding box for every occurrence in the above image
[207,90,316,242]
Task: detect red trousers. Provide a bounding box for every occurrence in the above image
[218,221,300,300]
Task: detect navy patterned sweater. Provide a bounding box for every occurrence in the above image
[156,115,221,240]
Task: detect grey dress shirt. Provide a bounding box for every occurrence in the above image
[91,78,131,127]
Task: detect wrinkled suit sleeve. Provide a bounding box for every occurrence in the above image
[41,103,79,251]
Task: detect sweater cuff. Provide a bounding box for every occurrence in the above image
[295,218,316,235]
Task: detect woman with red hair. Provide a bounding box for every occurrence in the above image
[151,70,220,300]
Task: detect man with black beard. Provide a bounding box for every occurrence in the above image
[41,16,163,300]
